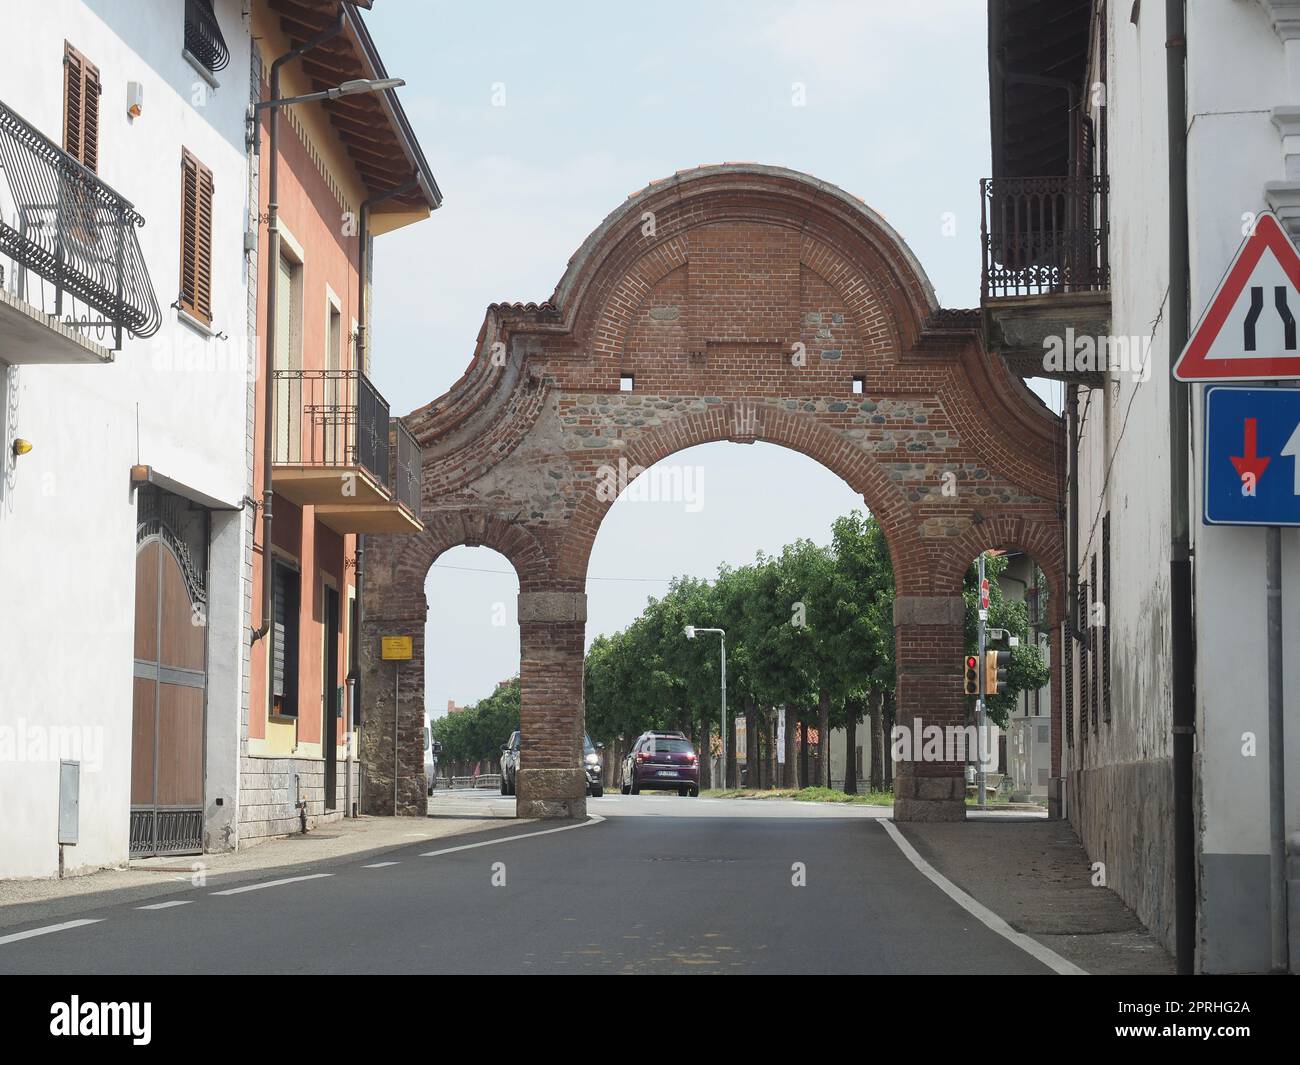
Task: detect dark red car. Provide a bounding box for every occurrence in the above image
[620,732,700,796]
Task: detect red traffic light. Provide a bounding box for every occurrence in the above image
[966,655,978,668]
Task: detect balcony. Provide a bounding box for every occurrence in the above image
[272,369,423,534]
[980,174,1111,384]
[0,99,161,364]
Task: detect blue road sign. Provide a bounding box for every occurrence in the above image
[1204,385,1300,526]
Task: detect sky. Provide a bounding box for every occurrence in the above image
[358,0,1031,716]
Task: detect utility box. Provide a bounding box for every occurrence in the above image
[58,760,79,846]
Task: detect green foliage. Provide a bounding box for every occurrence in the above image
[582,509,898,746]
[431,677,520,767]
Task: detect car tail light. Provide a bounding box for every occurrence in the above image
[686,752,697,763]
[636,752,649,762]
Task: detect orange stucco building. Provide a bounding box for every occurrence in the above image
[242,0,438,840]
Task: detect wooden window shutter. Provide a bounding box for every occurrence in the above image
[179,149,215,324]
[63,43,100,172]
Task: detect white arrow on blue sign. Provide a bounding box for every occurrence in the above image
[1203,385,1300,525]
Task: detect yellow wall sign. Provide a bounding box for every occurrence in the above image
[381,636,413,661]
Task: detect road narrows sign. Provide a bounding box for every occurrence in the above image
[1174,211,1300,382]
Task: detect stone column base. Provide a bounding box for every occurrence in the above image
[1047,776,1064,821]
[893,772,966,822]
[516,768,587,819]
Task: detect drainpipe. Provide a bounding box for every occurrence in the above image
[350,179,418,817]
[250,11,346,717]
[1165,0,1196,976]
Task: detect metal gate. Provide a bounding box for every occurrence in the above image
[130,488,208,857]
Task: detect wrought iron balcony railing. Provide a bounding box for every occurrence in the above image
[391,419,421,515]
[0,98,161,348]
[272,368,392,490]
[981,174,1109,299]
[185,0,230,74]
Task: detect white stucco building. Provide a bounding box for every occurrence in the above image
[985,0,1300,972]
[0,0,253,877]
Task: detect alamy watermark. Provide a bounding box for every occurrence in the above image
[0,718,104,772]
[1042,328,1151,382]
[595,457,705,513]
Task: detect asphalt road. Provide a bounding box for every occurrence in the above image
[0,795,1055,974]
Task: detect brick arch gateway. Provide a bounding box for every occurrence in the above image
[360,164,1065,822]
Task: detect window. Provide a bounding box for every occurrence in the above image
[1089,553,1099,731]
[1102,513,1112,724]
[852,376,865,395]
[1078,579,1090,744]
[272,562,301,717]
[1063,615,1074,748]
[619,374,634,392]
[178,149,214,324]
[63,42,100,172]
[184,0,230,74]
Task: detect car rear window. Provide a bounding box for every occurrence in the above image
[648,739,695,754]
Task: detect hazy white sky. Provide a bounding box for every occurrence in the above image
[358,1,1047,715]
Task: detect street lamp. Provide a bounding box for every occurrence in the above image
[684,626,726,788]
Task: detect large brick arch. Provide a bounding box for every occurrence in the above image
[363,164,1066,822]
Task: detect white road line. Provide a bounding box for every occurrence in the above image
[419,814,604,857]
[878,820,1088,976]
[0,919,102,946]
[210,873,333,896]
[136,900,193,910]
[363,862,400,868]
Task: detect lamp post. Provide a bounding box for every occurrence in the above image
[684,626,726,788]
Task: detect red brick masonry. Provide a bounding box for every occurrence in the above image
[360,165,1065,822]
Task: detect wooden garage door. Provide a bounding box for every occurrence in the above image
[130,533,206,857]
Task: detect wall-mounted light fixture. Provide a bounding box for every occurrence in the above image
[127,81,144,118]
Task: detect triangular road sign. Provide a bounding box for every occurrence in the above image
[1174,211,1300,381]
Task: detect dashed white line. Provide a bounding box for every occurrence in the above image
[419,814,604,857]
[878,819,1088,976]
[363,862,400,868]
[210,872,333,896]
[136,900,193,910]
[0,919,102,946]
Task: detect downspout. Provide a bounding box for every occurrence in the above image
[250,10,346,693]
[1165,0,1196,976]
[351,178,419,816]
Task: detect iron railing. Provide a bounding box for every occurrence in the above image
[391,419,420,515]
[185,0,230,73]
[0,98,160,348]
[980,174,1109,298]
[272,369,392,489]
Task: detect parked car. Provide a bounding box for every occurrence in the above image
[620,731,699,796]
[502,730,605,797]
[500,730,521,795]
[584,734,605,798]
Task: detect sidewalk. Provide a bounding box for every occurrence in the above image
[897,816,1175,975]
[0,814,514,929]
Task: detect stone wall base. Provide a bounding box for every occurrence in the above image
[238,754,360,844]
[517,768,587,819]
[1067,758,1175,957]
[893,770,965,822]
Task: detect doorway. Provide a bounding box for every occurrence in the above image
[323,583,340,809]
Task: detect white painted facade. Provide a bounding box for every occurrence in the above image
[1064,0,1300,971]
[0,0,253,877]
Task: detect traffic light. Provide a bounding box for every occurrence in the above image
[984,650,1011,696]
[963,655,979,696]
